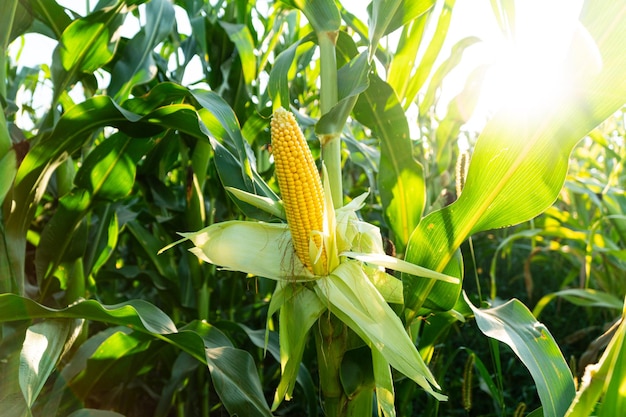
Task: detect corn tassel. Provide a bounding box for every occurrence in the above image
[270,108,326,273]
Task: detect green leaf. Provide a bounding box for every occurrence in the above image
[371,349,396,417]
[0,293,177,334]
[28,0,73,39]
[403,0,455,106]
[403,0,626,315]
[0,149,17,204]
[465,293,575,417]
[354,75,425,251]
[51,3,126,97]
[284,0,341,34]
[418,36,482,117]
[220,22,257,88]
[268,33,316,109]
[35,189,92,284]
[19,319,82,407]
[205,346,274,417]
[316,51,370,136]
[108,0,175,100]
[370,0,436,42]
[69,330,151,399]
[74,134,153,201]
[534,289,624,318]
[565,300,626,416]
[3,0,32,45]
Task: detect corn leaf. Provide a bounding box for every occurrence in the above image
[19,319,83,408]
[564,300,626,416]
[354,75,425,252]
[368,0,435,62]
[51,3,126,98]
[283,0,341,34]
[108,0,175,101]
[74,134,153,201]
[206,347,274,417]
[0,294,177,334]
[465,293,575,417]
[402,0,455,106]
[220,22,257,89]
[0,295,273,416]
[316,51,370,136]
[403,0,626,315]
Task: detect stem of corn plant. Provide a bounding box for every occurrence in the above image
[314,312,349,416]
[316,29,352,417]
[318,30,342,209]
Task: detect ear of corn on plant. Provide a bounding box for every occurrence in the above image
[163,107,460,410]
[270,107,327,275]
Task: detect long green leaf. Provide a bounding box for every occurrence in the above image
[565,300,626,416]
[0,294,177,334]
[0,295,273,415]
[354,75,425,251]
[75,134,153,201]
[273,284,325,409]
[465,293,575,417]
[51,2,126,99]
[108,0,175,100]
[206,347,274,417]
[403,0,455,107]
[316,51,370,136]
[220,22,257,88]
[35,189,91,284]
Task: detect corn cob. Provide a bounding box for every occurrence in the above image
[270,108,326,273]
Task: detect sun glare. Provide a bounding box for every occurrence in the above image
[477,0,599,116]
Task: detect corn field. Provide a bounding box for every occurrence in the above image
[1,0,625,416]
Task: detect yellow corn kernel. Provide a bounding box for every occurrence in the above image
[270,108,326,273]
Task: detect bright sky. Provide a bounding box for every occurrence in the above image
[9,0,589,134]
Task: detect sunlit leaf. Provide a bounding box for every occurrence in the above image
[220,22,257,88]
[0,149,16,204]
[51,3,126,96]
[403,0,626,315]
[75,134,153,201]
[316,262,445,400]
[354,75,425,252]
[565,299,626,416]
[19,319,83,407]
[268,33,316,109]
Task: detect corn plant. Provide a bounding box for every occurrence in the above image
[1,0,626,417]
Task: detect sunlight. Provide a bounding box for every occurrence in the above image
[478,0,599,116]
